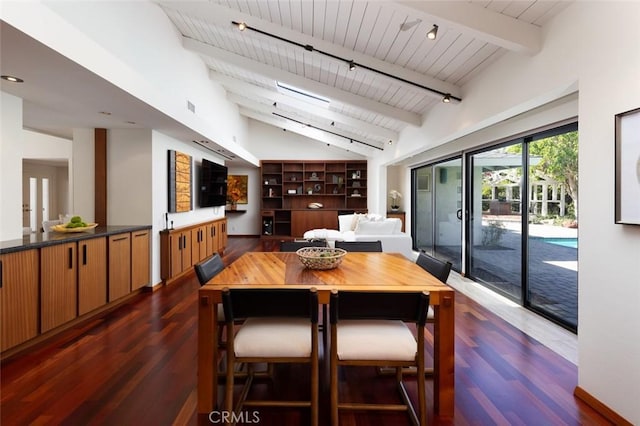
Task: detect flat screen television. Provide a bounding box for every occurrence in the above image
[199,158,228,207]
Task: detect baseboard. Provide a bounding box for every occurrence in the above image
[574,386,632,425]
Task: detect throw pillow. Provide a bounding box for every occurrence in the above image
[354,219,396,235]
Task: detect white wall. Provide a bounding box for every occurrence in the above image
[107,128,153,226]
[151,130,227,286]
[226,165,261,236]
[71,128,95,222]
[0,92,24,241]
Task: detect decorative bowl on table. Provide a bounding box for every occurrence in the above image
[51,223,98,233]
[296,247,347,270]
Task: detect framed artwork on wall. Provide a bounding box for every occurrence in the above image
[615,107,640,225]
[227,175,248,204]
[168,150,192,213]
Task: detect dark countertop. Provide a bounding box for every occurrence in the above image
[0,225,152,254]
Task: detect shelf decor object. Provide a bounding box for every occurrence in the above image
[615,107,640,225]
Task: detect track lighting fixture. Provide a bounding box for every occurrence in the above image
[427,24,438,40]
[231,20,461,102]
[273,101,277,107]
[442,94,451,103]
[273,112,383,151]
[388,140,393,145]
[330,121,335,126]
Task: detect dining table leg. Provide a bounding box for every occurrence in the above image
[434,290,455,418]
[198,291,218,424]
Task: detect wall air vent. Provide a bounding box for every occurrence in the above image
[187,101,195,113]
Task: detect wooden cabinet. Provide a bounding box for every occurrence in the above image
[41,243,77,333]
[0,250,39,351]
[160,218,227,285]
[205,222,219,257]
[217,220,227,252]
[191,225,208,265]
[159,230,189,281]
[131,230,150,290]
[261,160,367,238]
[109,233,131,301]
[1,226,151,355]
[291,210,339,237]
[78,238,107,316]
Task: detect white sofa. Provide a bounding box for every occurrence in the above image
[303,213,414,260]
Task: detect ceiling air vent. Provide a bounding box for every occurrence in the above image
[187,100,195,113]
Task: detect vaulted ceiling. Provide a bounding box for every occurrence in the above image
[158,0,569,157]
[1,1,570,163]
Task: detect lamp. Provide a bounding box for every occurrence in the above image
[348,60,356,71]
[442,94,451,103]
[427,24,438,40]
[235,21,247,31]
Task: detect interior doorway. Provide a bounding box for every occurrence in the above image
[22,160,69,232]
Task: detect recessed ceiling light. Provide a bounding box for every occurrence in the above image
[1,75,24,83]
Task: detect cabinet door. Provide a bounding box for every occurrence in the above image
[169,233,183,277]
[109,233,131,301]
[0,250,39,351]
[78,237,107,315]
[291,210,338,237]
[217,220,227,253]
[131,230,150,290]
[191,225,207,265]
[41,243,77,333]
[181,231,192,271]
[205,223,218,257]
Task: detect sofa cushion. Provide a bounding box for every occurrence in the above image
[338,214,355,233]
[355,219,397,235]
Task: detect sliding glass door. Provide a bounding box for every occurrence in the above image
[412,123,578,331]
[468,145,523,299]
[413,158,462,271]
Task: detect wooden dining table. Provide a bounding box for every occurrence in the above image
[197,251,455,421]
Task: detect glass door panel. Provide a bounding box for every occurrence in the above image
[468,144,523,300]
[434,159,462,271]
[526,130,578,331]
[414,166,433,250]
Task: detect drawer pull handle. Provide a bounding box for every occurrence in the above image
[113,237,128,242]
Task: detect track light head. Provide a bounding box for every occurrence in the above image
[236,21,247,31]
[442,94,451,103]
[427,24,438,40]
[348,60,356,71]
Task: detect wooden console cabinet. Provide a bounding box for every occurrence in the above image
[0,225,151,355]
[261,160,367,238]
[160,218,227,285]
[0,249,39,351]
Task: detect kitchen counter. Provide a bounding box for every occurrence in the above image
[0,225,152,254]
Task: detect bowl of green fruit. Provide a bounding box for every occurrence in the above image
[51,216,98,233]
[296,247,346,270]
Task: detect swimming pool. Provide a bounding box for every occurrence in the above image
[541,237,578,249]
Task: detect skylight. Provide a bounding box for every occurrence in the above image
[276,81,330,106]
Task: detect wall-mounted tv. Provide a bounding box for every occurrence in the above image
[199,158,228,207]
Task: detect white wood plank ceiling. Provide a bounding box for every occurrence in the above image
[157,0,570,157]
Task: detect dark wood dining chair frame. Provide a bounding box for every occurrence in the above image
[329,290,430,426]
[222,287,320,426]
[194,254,226,347]
[279,240,327,252]
[334,240,383,252]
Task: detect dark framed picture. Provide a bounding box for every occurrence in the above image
[615,107,640,225]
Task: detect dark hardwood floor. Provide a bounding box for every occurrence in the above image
[1,237,610,425]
